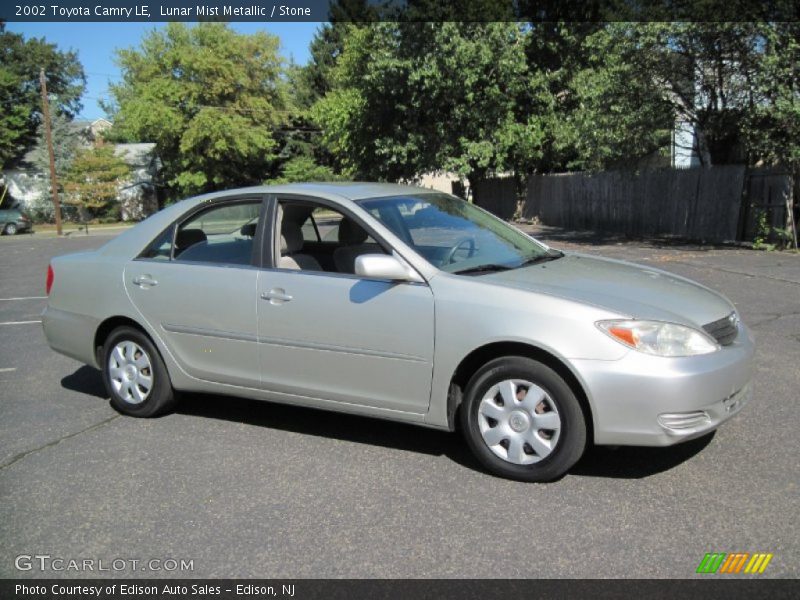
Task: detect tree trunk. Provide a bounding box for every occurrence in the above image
[695,127,713,168]
[466,170,487,203]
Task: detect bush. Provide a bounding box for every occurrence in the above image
[265,156,344,185]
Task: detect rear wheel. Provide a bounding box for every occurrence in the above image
[460,356,586,482]
[4,223,17,235]
[102,326,176,417]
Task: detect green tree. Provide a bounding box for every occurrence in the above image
[0,23,85,168]
[743,23,800,167]
[106,23,288,198]
[292,23,351,111]
[62,144,130,221]
[265,155,343,184]
[743,22,800,248]
[564,25,675,171]
[313,22,538,189]
[293,0,384,108]
[578,23,781,168]
[290,7,379,179]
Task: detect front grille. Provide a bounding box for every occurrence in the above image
[703,313,739,346]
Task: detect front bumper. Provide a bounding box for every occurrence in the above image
[572,324,755,446]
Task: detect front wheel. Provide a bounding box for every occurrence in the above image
[460,356,586,482]
[102,326,176,417]
[4,223,17,235]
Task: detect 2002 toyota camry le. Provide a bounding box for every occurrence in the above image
[42,183,754,481]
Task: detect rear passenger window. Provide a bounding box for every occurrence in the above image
[140,226,173,261]
[137,201,261,265]
[174,202,260,265]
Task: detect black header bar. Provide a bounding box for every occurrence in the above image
[3,0,799,23]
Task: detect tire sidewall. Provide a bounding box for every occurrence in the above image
[5,223,16,235]
[460,356,586,482]
[102,326,173,417]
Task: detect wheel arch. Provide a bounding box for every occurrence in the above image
[93,315,151,366]
[447,341,595,443]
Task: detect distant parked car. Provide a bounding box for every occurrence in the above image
[42,183,754,481]
[0,207,32,235]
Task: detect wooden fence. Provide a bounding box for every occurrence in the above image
[472,177,517,220]
[740,168,794,241]
[472,167,794,243]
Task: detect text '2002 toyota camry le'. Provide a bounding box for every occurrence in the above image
[42,183,754,481]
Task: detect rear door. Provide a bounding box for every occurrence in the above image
[125,196,266,388]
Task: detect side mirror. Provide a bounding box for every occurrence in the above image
[355,254,422,282]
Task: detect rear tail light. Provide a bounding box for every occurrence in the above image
[46,264,54,295]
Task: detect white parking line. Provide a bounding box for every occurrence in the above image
[0,320,41,325]
[0,367,16,373]
[0,296,47,301]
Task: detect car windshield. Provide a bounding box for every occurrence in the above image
[357,193,556,274]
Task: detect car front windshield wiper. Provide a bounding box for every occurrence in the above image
[517,250,564,267]
[452,251,564,275]
[452,263,514,276]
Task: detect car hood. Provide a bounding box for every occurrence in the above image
[481,253,734,328]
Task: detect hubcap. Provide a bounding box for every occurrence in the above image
[477,379,561,465]
[508,410,530,432]
[108,341,153,404]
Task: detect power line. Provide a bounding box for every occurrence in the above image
[81,95,301,116]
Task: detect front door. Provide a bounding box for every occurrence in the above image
[257,199,435,413]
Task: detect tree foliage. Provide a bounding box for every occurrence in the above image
[566,25,675,170]
[742,23,800,167]
[106,23,289,198]
[0,23,85,168]
[63,144,130,218]
[312,22,539,187]
[310,21,800,181]
[265,155,343,184]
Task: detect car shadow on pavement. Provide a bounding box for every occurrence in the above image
[572,434,715,479]
[61,365,715,480]
[181,392,716,479]
[176,391,482,470]
[61,365,108,399]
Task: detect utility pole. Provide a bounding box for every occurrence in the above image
[39,68,63,236]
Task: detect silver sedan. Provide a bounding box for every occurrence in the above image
[42,183,754,481]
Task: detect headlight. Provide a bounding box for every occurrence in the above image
[596,320,719,357]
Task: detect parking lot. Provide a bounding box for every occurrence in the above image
[1,227,798,578]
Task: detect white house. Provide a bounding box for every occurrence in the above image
[1,118,160,220]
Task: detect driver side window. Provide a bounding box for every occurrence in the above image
[277,201,387,274]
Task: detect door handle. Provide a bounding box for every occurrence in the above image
[261,288,293,304]
[132,275,158,287]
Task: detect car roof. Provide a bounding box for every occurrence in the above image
[212,181,441,202]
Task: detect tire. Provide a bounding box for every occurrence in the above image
[101,326,177,417]
[460,356,586,482]
[4,223,17,235]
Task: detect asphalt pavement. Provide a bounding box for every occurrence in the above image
[0,227,798,578]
